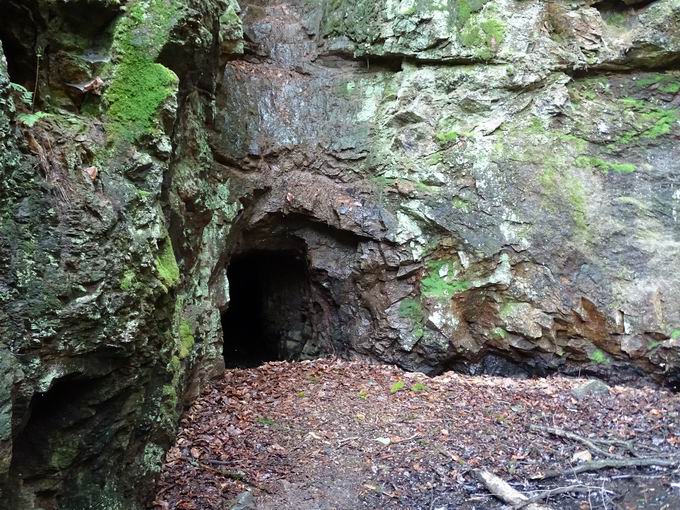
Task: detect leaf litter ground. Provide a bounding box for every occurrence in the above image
[154,359,680,509]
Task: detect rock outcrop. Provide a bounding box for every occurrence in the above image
[213,0,680,380]
[0,0,678,508]
[0,0,242,508]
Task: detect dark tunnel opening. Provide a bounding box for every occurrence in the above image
[221,249,319,368]
[0,0,41,90]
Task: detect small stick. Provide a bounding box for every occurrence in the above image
[337,436,360,445]
[514,485,615,509]
[392,433,421,444]
[529,425,623,459]
[538,457,680,479]
[199,462,273,494]
[205,459,231,466]
[610,473,668,480]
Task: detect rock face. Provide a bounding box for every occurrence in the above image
[213,0,680,381]
[0,0,243,508]
[0,0,679,508]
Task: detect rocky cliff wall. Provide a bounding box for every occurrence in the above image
[213,0,680,380]
[0,0,242,508]
[0,0,679,508]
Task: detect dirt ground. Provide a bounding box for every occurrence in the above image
[153,359,680,509]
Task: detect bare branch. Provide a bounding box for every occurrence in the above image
[475,470,553,510]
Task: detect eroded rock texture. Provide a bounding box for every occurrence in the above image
[0,0,679,508]
[0,0,242,508]
[215,0,680,380]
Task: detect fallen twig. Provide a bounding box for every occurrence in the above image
[514,484,615,509]
[474,470,553,510]
[337,436,360,446]
[199,462,271,494]
[538,457,680,479]
[392,433,421,444]
[610,473,669,480]
[196,458,273,494]
[529,425,624,459]
[205,459,231,466]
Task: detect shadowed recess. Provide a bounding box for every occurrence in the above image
[222,249,317,368]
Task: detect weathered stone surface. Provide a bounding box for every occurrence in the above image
[571,379,611,400]
[315,0,680,70]
[0,1,242,508]
[208,0,679,384]
[230,490,257,510]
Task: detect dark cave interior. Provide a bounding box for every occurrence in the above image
[221,249,318,368]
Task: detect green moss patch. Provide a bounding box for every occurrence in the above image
[178,319,195,359]
[452,197,470,212]
[435,117,473,145]
[634,73,680,94]
[492,327,507,339]
[104,0,181,142]
[399,298,423,322]
[499,301,521,319]
[615,98,679,145]
[589,349,610,365]
[390,380,406,394]
[435,129,472,145]
[420,259,471,299]
[455,0,490,26]
[576,156,636,175]
[539,166,588,235]
[398,297,425,338]
[105,61,177,141]
[155,237,180,289]
[459,17,505,59]
[120,269,137,291]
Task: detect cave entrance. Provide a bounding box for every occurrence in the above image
[221,249,318,368]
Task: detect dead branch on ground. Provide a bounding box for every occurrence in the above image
[538,457,680,480]
[529,425,624,459]
[474,470,553,510]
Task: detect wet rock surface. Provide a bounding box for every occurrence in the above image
[213,0,680,383]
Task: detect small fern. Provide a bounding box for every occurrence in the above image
[9,82,33,106]
[17,111,50,127]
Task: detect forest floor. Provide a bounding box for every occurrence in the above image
[153,359,680,510]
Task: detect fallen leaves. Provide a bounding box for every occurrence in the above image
[154,359,680,510]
